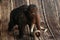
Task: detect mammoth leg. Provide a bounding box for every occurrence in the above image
[8,20,15,32]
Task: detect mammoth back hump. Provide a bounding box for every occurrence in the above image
[19,5,28,11]
[10,4,28,18]
[11,4,28,14]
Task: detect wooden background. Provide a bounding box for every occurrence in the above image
[0,0,60,40]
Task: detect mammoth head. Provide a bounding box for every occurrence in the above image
[27,4,38,13]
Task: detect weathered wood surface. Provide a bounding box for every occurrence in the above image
[42,0,60,40]
[0,0,60,40]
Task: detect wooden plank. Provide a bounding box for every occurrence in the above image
[1,31,14,40]
[38,0,55,40]
[1,0,14,40]
[54,0,60,27]
[0,2,2,31]
[1,0,10,31]
[14,0,27,8]
[42,0,60,40]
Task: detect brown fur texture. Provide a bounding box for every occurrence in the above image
[8,4,40,38]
